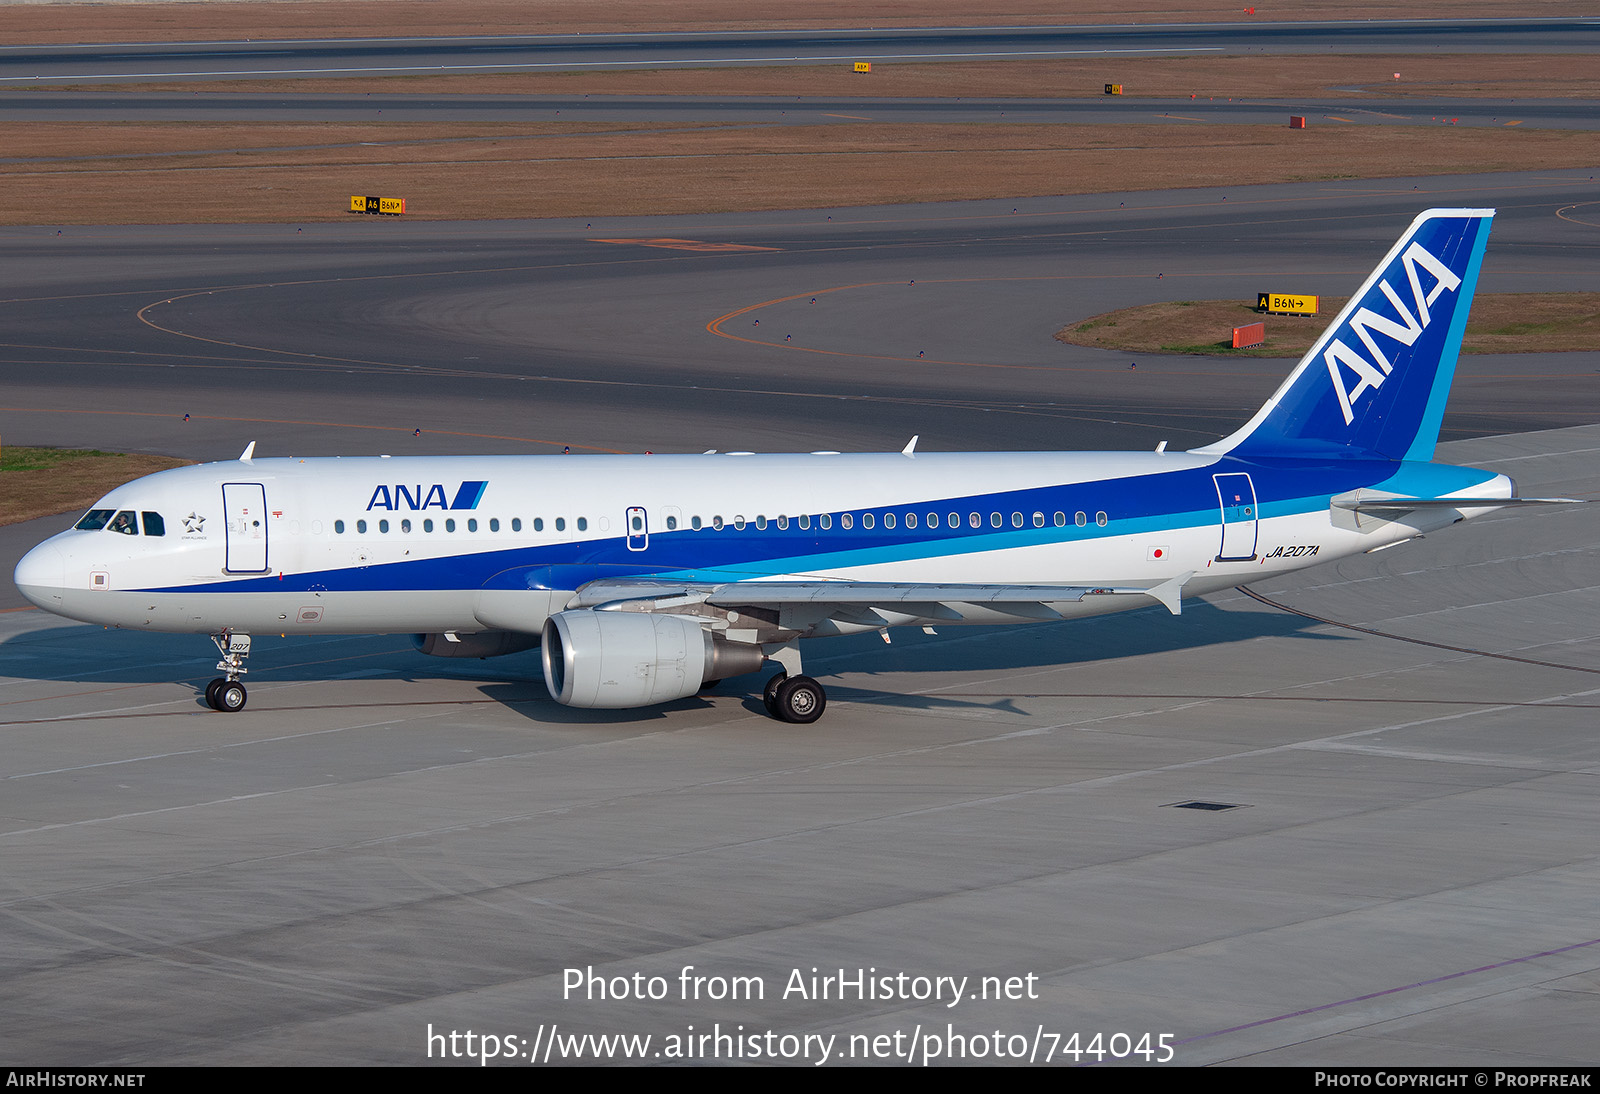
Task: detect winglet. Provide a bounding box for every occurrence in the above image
[901,435,919,457]
[239,441,256,463]
[1145,571,1193,616]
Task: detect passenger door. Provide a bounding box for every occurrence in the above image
[222,483,270,572]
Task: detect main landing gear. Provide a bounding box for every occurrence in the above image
[204,632,251,712]
[760,641,826,723]
[762,672,827,724]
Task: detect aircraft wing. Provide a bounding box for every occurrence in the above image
[569,573,1195,623]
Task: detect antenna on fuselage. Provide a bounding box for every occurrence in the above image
[239,441,256,463]
[901,435,919,457]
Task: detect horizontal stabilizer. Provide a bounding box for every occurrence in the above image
[1334,496,1584,512]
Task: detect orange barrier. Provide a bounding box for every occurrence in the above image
[1232,322,1265,349]
[1290,115,1306,129]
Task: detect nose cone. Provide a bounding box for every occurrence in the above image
[14,540,66,610]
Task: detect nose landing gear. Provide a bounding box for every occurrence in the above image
[204,632,250,712]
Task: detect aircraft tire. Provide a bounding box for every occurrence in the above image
[215,681,248,713]
[762,672,787,717]
[204,677,227,710]
[775,676,825,724]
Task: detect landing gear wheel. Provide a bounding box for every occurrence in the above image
[204,677,227,710]
[774,675,826,724]
[214,681,248,713]
[762,672,788,717]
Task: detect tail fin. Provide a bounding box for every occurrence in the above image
[1195,208,1493,462]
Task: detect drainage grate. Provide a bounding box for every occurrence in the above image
[1166,800,1247,812]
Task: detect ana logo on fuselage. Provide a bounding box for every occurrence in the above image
[366,481,488,511]
[1325,240,1462,425]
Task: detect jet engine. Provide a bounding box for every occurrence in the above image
[542,609,765,708]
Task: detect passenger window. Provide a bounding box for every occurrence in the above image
[467,518,478,532]
[990,513,1002,528]
[379,519,390,533]
[141,512,165,537]
[1054,512,1066,527]
[1096,511,1108,527]
[1033,512,1044,528]
[335,519,345,534]
[446,518,457,532]
[733,516,746,531]
[862,513,874,530]
[819,514,832,530]
[713,516,724,530]
[905,513,917,529]
[883,513,895,530]
[692,516,703,530]
[555,517,566,532]
[841,514,853,530]
[1011,512,1023,528]
[512,518,521,532]
[490,518,500,532]
[109,510,138,535]
[969,513,980,529]
[424,519,434,532]
[1075,512,1087,527]
[666,516,678,530]
[577,517,587,531]
[400,519,412,533]
[74,509,115,531]
[755,515,766,530]
[798,514,810,530]
[776,515,787,530]
[357,519,368,534]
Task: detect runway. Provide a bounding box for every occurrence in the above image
[2,172,1598,1064]
[4,19,1596,84]
[4,91,1594,130]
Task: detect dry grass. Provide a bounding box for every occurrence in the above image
[0,0,1585,45]
[6,121,1598,224]
[1057,294,1600,357]
[1,447,193,526]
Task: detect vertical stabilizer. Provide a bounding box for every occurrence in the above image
[1194,209,1493,462]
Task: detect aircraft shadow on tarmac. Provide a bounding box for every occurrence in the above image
[472,598,1340,723]
[0,598,1341,724]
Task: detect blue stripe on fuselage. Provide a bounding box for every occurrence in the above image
[135,457,1500,595]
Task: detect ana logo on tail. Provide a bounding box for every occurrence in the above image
[1326,239,1463,425]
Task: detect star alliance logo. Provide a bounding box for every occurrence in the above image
[183,512,206,533]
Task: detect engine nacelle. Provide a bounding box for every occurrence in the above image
[542,610,765,709]
[412,630,541,659]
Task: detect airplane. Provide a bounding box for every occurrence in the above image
[12,208,1571,722]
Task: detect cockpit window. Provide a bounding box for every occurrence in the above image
[74,509,115,531]
[141,512,166,537]
[109,510,139,535]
